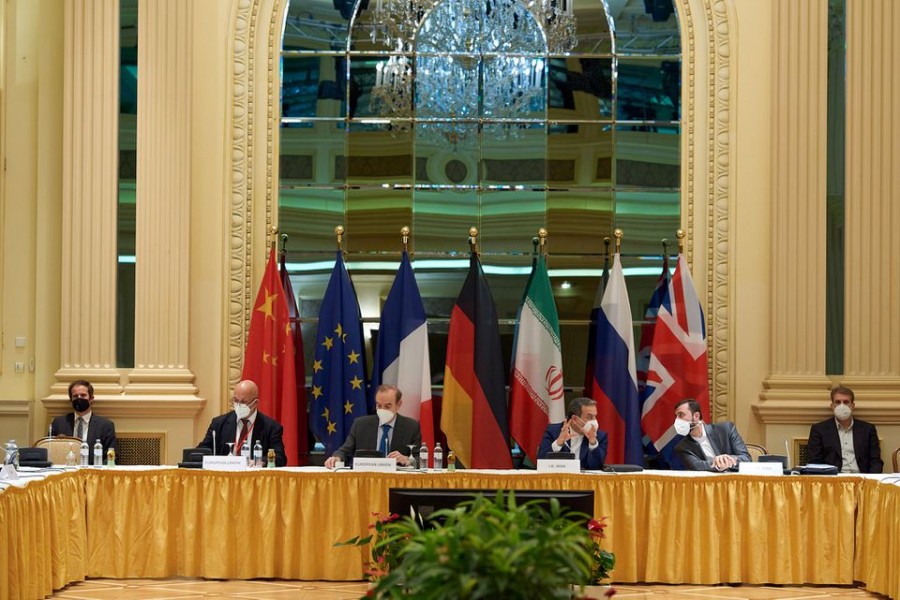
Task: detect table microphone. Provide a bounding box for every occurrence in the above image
[212,431,216,456]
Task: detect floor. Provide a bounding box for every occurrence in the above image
[48,579,887,599]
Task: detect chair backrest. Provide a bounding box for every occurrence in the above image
[33,436,83,465]
[893,447,900,473]
[745,443,767,462]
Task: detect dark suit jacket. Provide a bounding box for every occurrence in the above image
[536,423,608,470]
[51,413,117,455]
[197,411,288,467]
[806,418,883,473]
[674,422,750,471]
[333,414,421,463]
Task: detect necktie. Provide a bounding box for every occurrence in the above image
[236,419,252,453]
[380,424,391,457]
[75,417,85,440]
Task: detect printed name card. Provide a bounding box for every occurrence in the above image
[537,459,581,474]
[202,455,248,471]
[738,461,784,475]
[352,457,397,473]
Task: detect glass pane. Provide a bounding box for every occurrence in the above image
[546,188,613,255]
[345,187,413,254]
[281,122,346,187]
[609,0,680,56]
[279,187,346,253]
[351,56,412,119]
[482,123,546,186]
[572,0,613,55]
[283,0,351,52]
[415,126,479,186]
[413,188,478,254]
[479,189,546,254]
[614,190,680,255]
[617,57,681,122]
[282,55,347,119]
[615,125,680,189]
[346,121,413,185]
[548,57,613,120]
[415,54,479,120]
[548,123,612,187]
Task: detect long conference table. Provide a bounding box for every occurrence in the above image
[2,467,899,600]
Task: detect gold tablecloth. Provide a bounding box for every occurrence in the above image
[3,469,899,599]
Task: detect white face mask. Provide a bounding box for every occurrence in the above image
[673,418,693,436]
[833,404,852,421]
[582,419,598,434]
[377,408,395,425]
[234,403,252,420]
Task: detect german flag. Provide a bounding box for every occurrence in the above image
[441,253,513,469]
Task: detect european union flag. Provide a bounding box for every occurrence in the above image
[310,251,369,456]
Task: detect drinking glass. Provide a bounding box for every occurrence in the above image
[226,442,235,456]
[406,444,418,469]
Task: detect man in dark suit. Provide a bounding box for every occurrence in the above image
[537,397,608,470]
[197,379,287,467]
[673,399,750,471]
[324,384,421,468]
[806,386,883,473]
[51,379,117,457]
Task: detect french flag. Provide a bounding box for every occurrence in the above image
[371,252,435,459]
[586,254,643,465]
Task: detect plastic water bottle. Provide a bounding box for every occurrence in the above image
[66,444,77,467]
[93,439,103,466]
[419,443,429,472]
[240,438,251,465]
[433,442,443,471]
[253,440,263,468]
[80,441,90,466]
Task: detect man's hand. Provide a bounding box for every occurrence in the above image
[579,417,599,444]
[712,454,737,471]
[556,418,576,446]
[387,450,409,466]
[324,456,339,469]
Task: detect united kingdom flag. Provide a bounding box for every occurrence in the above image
[636,256,671,399]
[640,253,709,468]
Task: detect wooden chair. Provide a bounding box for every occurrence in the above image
[893,447,900,473]
[745,443,767,462]
[33,436,83,465]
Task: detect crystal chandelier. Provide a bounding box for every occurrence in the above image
[367,0,577,146]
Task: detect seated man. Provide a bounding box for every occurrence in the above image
[197,379,287,466]
[537,397,608,470]
[324,384,420,468]
[51,379,117,456]
[806,386,883,473]
[673,399,750,471]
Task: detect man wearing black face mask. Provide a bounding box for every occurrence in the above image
[50,379,118,456]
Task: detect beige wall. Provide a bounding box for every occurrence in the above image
[1,0,898,467]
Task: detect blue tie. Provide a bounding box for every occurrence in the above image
[380,424,391,457]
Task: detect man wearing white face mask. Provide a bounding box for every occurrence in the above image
[324,384,421,468]
[197,379,287,466]
[537,397,608,470]
[672,399,750,471]
[806,386,883,473]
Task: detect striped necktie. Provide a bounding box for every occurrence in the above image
[75,417,85,440]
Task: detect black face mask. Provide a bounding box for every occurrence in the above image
[71,398,91,413]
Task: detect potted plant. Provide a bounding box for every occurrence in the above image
[338,491,615,599]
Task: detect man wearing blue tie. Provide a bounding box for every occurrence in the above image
[325,384,421,468]
[537,397,608,470]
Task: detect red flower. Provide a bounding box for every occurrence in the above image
[587,518,608,539]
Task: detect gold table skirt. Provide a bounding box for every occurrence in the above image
[3,469,898,599]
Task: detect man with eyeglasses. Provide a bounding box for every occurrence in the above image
[197,379,287,466]
[50,379,118,456]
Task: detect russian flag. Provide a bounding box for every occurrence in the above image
[586,254,643,465]
[371,251,435,459]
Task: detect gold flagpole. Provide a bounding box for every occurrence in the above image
[537,228,548,256]
[401,226,410,253]
[676,228,685,254]
[468,227,478,255]
[268,225,278,252]
[614,228,623,254]
[335,225,345,253]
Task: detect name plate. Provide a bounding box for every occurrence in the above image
[738,461,784,475]
[352,457,397,473]
[537,459,581,474]
[202,455,248,471]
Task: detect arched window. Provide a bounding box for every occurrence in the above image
[279,0,681,391]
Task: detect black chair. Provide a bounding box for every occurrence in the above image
[18,447,52,468]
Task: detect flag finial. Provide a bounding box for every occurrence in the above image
[603,236,611,260]
[401,226,410,253]
[468,227,479,254]
[676,228,685,253]
[335,225,345,251]
[537,228,548,255]
[268,226,279,251]
[614,228,624,254]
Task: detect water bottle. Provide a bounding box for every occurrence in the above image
[66,444,77,467]
[419,443,429,472]
[80,441,90,466]
[5,440,18,467]
[433,442,443,471]
[93,439,103,466]
[240,438,251,465]
[253,440,263,468]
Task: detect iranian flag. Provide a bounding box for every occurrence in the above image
[509,254,566,463]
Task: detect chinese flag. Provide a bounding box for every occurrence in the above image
[242,247,300,465]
